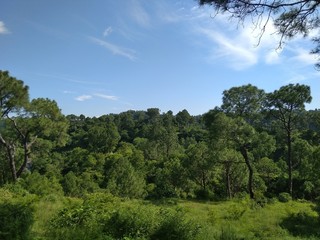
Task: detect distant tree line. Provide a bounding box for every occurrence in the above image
[1,70,320,201]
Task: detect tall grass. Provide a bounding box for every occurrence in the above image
[179,198,318,240]
[29,194,319,240]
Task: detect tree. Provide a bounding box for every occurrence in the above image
[87,123,120,153]
[215,148,244,199]
[13,99,68,177]
[205,111,275,199]
[221,84,265,124]
[199,0,320,67]
[0,71,29,182]
[185,142,214,194]
[0,95,69,182]
[265,84,312,196]
[103,151,146,198]
[0,71,29,118]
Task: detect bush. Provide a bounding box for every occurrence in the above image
[195,189,214,200]
[224,203,246,220]
[47,193,201,240]
[278,192,292,202]
[219,224,240,240]
[0,196,34,240]
[150,208,200,240]
[21,172,63,197]
[103,205,158,239]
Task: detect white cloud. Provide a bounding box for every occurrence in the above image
[89,36,137,61]
[75,95,92,101]
[288,46,318,66]
[130,0,150,27]
[198,27,258,70]
[63,90,76,94]
[265,50,281,64]
[103,26,113,37]
[188,8,290,69]
[0,21,9,34]
[154,2,185,23]
[286,74,307,84]
[94,93,118,101]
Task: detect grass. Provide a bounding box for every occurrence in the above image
[31,195,82,239]
[30,195,319,240]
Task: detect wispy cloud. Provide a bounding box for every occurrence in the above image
[27,20,68,39]
[130,0,150,28]
[188,7,319,69]
[75,95,92,101]
[103,26,113,37]
[154,2,185,23]
[198,27,258,70]
[265,50,281,64]
[63,90,76,94]
[286,74,306,84]
[0,21,9,34]
[94,93,118,101]
[288,46,318,66]
[89,36,137,61]
[189,8,288,70]
[35,72,103,85]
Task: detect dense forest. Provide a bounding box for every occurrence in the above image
[1,70,320,239]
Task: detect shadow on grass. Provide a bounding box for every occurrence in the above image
[280,211,320,238]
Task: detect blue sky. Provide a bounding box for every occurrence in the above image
[1,0,319,116]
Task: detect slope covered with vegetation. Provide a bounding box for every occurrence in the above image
[1,71,320,239]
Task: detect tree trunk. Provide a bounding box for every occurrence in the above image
[240,146,254,199]
[0,134,17,182]
[287,130,293,197]
[7,144,17,182]
[202,171,206,191]
[225,162,232,199]
[17,140,30,178]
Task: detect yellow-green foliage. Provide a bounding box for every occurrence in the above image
[179,198,319,240]
[0,187,36,240]
[25,193,320,240]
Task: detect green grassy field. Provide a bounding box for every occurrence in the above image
[29,195,320,240]
[179,199,319,239]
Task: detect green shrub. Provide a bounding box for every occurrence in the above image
[21,172,63,197]
[218,224,240,240]
[278,192,292,202]
[47,193,131,239]
[224,203,246,220]
[195,189,214,200]
[103,205,158,239]
[0,199,34,240]
[150,208,200,240]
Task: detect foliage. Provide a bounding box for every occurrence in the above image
[103,204,159,239]
[21,172,63,197]
[278,192,292,202]
[2,73,320,239]
[46,193,201,240]
[0,188,35,240]
[151,208,201,240]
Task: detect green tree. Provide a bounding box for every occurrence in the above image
[0,77,68,183]
[221,84,265,124]
[0,71,29,182]
[185,142,214,194]
[87,122,120,153]
[103,150,146,198]
[0,71,29,118]
[217,149,245,199]
[206,112,275,199]
[2,98,68,182]
[265,84,312,196]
